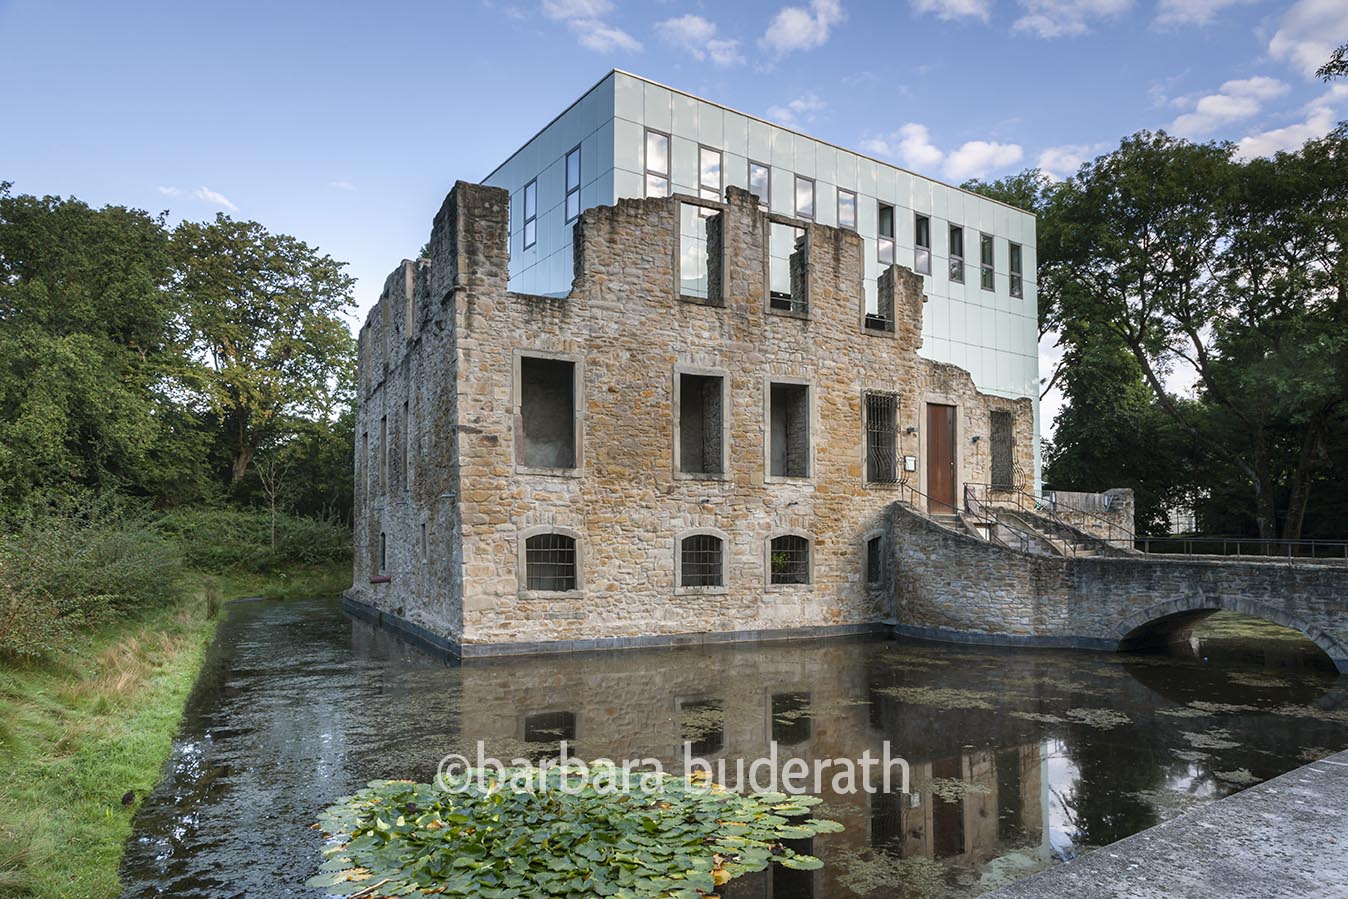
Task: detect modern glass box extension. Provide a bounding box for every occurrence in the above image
[483,69,1040,476]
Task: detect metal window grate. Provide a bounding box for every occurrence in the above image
[866,535,883,584]
[681,534,723,587]
[991,411,1015,489]
[525,533,577,591]
[865,393,899,484]
[770,535,810,585]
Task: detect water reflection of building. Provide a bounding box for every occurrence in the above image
[454,639,1051,898]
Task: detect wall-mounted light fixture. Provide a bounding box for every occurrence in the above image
[904,426,918,435]
[970,435,982,444]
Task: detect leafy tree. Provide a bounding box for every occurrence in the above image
[1318,43,1348,80]
[172,216,356,492]
[0,184,202,507]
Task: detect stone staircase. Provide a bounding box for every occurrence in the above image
[921,503,1124,559]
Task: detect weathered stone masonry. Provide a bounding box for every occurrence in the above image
[350,181,1033,655]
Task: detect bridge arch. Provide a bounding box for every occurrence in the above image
[1109,595,1348,673]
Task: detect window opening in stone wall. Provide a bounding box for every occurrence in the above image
[379,415,388,491]
[769,222,808,314]
[679,698,725,758]
[378,532,386,573]
[699,146,721,202]
[519,357,576,469]
[525,532,578,591]
[524,711,576,763]
[949,224,965,283]
[1009,241,1024,298]
[565,145,581,223]
[865,393,899,484]
[645,129,670,198]
[523,179,537,249]
[679,202,722,301]
[991,410,1015,489]
[770,535,810,585]
[402,400,409,488]
[878,203,895,266]
[867,271,896,333]
[771,692,812,745]
[679,373,724,476]
[980,232,995,291]
[770,382,810,478]
[749,161,770,210]
[914,214,932,275]
[837,188,857,230]
[420,522,427,564]
[361,430,368,493]
[794,175,814,221]
[866,535,883,584]
[680,533,724,587]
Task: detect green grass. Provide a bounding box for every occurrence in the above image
[0,561,349,898]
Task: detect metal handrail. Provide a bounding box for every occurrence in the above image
[897,479,1047,556]
[964,482,1137,549]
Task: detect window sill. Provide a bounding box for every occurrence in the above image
[519,589,584,600]
[864,481,905,490]
[862,323,897,339]
[515,465,585,478]
[766,582,814,593]
[767,305,809,321]
[766,474,814,485]
[674,471,731,482]
[679,294,724,308]
[675,585,728,596]
[369,575,392,584]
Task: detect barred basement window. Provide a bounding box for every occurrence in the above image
[865,393,899,484]
[991,410,1015,490]
[525,532,578,591]
[769,535,810,585]
[680,534,724,588]
[866,535,883,584]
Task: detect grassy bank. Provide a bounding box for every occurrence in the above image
[0,562,348,899]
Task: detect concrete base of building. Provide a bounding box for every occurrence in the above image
[342,592,891,662]
[987,748,1348,898]
[893,622,1121,653]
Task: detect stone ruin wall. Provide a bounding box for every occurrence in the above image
[351,181,1035,650]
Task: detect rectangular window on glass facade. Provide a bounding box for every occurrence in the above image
[699,146,721,203]
[865,393,898,484]
[678,373,724,476]
[645,129,670,198]
[878,203,895,266]
[980,232,995,291]
[679,202,721,301]
[914,214,932,275]
[565,145,581,223]
[749,161,770,209]
[768,222,807,314]
[1009,242,1023,298]
[794,175,814,221]
[949,225,965,283]
[522,179,537,249]
[837,189,857,230]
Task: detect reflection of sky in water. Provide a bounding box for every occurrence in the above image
[120,601,1348,899]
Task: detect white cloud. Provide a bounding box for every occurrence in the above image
[761,0,844,55]
[909,0,993,22]
[767,93,826,128]
[1012,0,1131,38]
[1269,0,1348,78]
[328,179,356,191]
[156,186,182,197]
[943,141,1025,181]
[1169,76,1289,138]
[541,0,641,53]
[1235,87,1347,158]
[1036,143,1105,179]
[655,14,743,66]
[1153,0,1254,27]
[861,123,1023,181]
[194,186,238,211]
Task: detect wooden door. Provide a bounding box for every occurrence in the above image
[927,403,956,513]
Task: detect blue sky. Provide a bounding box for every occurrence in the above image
[1,0,1345,331]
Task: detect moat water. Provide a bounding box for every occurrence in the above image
[119,597,1348,899]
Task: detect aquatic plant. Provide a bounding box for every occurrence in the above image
[308,766,843,898]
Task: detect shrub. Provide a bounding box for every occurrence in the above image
[0,512,182,658]
[154,508,350,573]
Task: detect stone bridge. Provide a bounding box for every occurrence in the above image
[888,503,1348,672]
